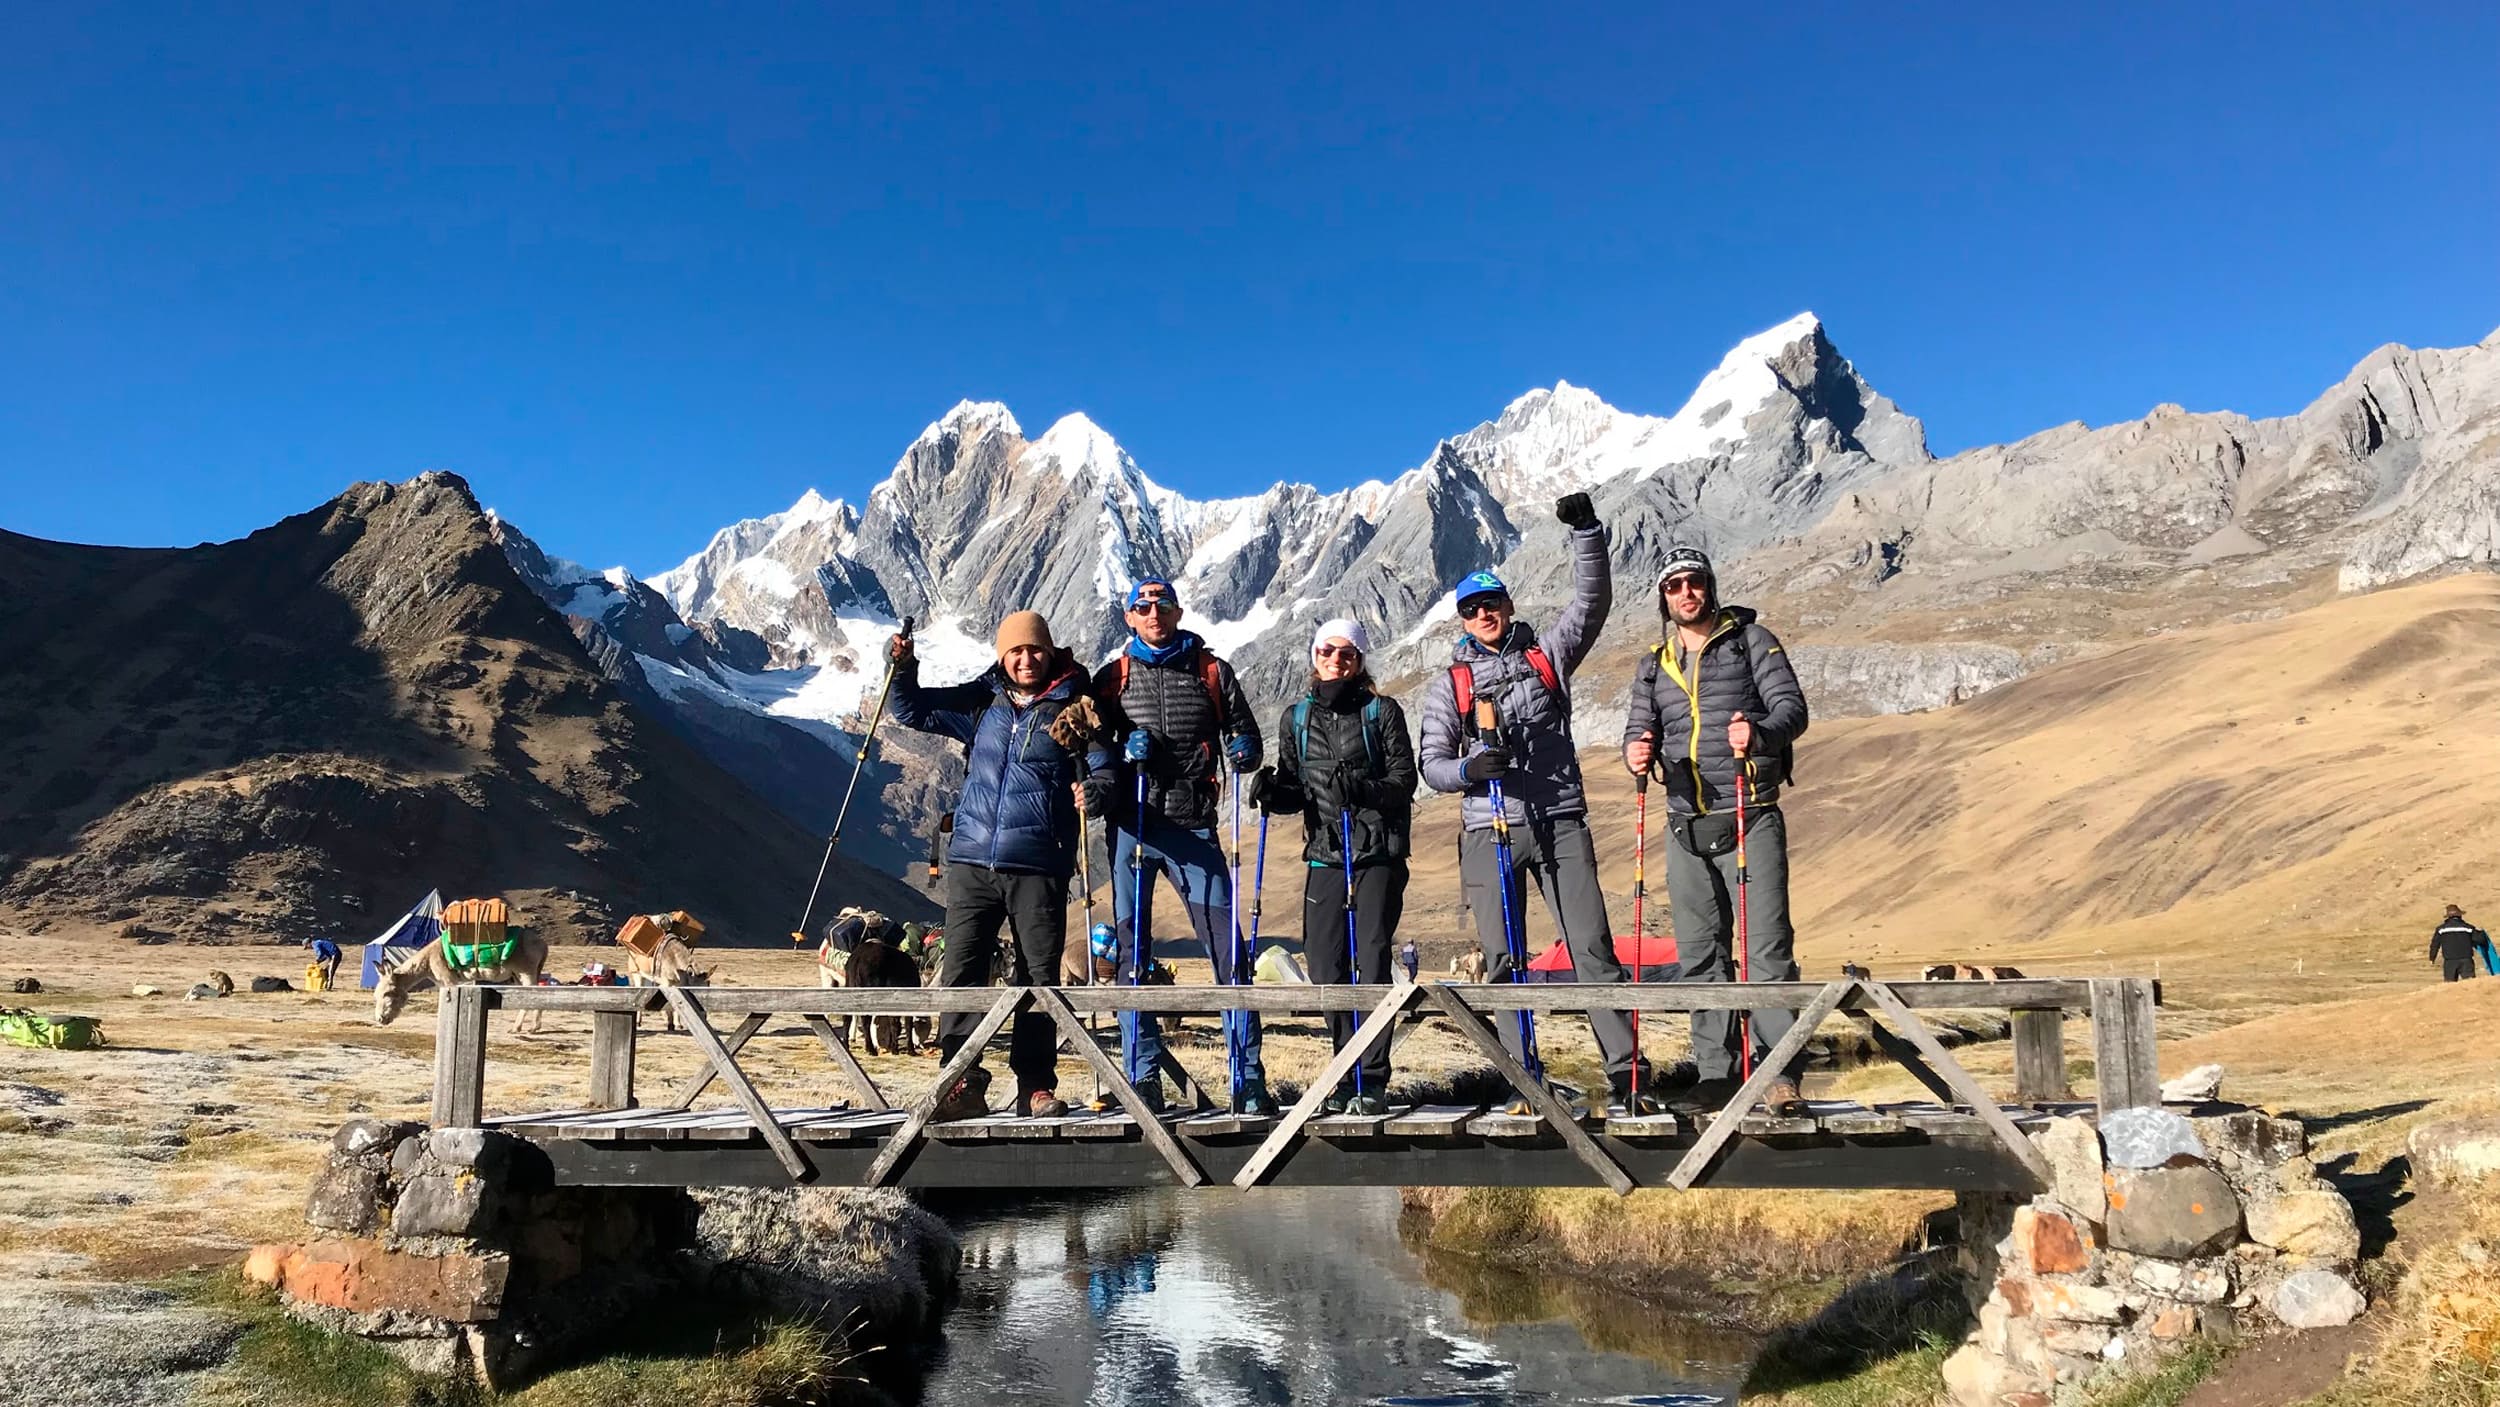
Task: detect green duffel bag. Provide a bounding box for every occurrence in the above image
[0,1008,106,1050]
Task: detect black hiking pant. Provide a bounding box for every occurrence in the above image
[1665,805,1801,1083]
[1301,859,1405,1097]
[2445,959,2476,982]
[938,864,1067,1094]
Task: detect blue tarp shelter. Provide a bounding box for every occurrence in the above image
[360,890,444,988]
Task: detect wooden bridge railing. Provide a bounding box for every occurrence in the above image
[431,976,2161,1195]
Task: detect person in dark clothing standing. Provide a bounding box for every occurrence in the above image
[1417,494,1655,1118]
[1624,546,1811,1116]
[1253,618,1417,1115]
[890,611,1109,1120]
[2431,904,2490,982]
[1091,578,1270,1114]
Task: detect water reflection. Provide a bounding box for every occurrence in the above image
[899,1188,1751,1406]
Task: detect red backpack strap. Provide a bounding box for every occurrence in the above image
[1449,663,1476,727]
[1524,647,1560,696]
[1196,650,1226,721]
[1113,654,1133,695]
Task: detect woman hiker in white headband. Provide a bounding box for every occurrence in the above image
[1248,618,1417,1115]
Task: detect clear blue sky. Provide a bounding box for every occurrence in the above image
[5,3,2494,574]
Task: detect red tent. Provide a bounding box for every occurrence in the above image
[1525,934,1680,982]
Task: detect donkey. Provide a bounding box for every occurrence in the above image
[622,935,714,1033]
[374,929,553,1034]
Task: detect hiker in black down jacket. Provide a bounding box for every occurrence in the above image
[1254,618,1416,1114]
[1089,576,1269,1114]
[1624,545,1811,1117]
[2431,904,2491,982]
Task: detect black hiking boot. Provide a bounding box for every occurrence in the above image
[1606,1078,1665,1119]
[931,1066,991,1122]
[1344,1093,1389,1118]
[1321,1092,1350,1116]
[1670,1077,1742,1116]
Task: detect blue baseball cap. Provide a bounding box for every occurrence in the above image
[1126,577,1180,610]
[1452,570,1508,606]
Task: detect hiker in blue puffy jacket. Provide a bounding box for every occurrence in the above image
[891,610,1109,1120]
[1088,577,1269,1114]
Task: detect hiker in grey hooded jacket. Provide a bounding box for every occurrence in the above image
[1624,545,1810,1115]
[1419,493,1655,1117]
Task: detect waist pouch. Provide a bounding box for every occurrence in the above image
[1670,812,1738,857]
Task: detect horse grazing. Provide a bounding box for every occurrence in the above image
[622,936,714,1032]
[843,936,927,1055]
[373,931,552,1034]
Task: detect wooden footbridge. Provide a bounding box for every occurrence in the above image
[433,976,2162,1195]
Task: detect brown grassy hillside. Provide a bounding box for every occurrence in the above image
[0,473,927,945]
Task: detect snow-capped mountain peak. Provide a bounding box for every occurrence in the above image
[916,399,1022,447]
[1030,411,1133,484]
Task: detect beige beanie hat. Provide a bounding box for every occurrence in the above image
[995,611,1056,661]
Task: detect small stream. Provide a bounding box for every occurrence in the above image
[891,1188,1755,1406]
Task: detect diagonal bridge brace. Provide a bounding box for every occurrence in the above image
[1664,979,2051,1191]
[1233,982,1423,1189]
[1422,983,1635,1195]
[663,987,811,1181]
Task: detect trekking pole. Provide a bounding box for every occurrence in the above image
[1630,770,1648,1101]
[1124,763,1151,1098]
[1734,743,1753,1083]
[1341,801,1362,1101]
[1476,699,1543,1086]
[1076,783,1104,1108]
[793,615,914,944]
[1227,771,1246,1108]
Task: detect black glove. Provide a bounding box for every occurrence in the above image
[1462,747,1512,782]
[1079,777,1109,816]
[1245,766,1275,809]
[1555,492,1598,532]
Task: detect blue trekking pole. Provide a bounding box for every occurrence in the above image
[1123,732,1152,1095]
[1227,772,1247,1108]
[1474,698,1543,1087]
[1340,801,1362,1101]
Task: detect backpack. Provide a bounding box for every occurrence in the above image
[1450,647,1560,733]
[0,1008,104,1051]
[1111,649,1226,719]
[1290,695,1389,777]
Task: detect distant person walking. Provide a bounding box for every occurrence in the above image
[1418,493,1655,1118]
[1252,618,1416,1115]
[1624,546,1810,1115]
[889,611,1108,1120]
[2430,904,2491,982]
[1092,578,1270,1114]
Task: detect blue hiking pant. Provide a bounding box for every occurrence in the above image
[1111,820,1264,1092]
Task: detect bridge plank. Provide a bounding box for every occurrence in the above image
[1308,1105,1413,1140]
[1600,1112,1684,1139]
[1176,1112,1274,1139]
[1382,1104,1478,1138]
[792,1111,906,1140]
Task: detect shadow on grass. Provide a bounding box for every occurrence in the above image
[2290,1099,2435,1137]
[168,1270,888,1407]
[1740,1260,1972,1404]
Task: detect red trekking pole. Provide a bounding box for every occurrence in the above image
[1734,736,1753,1082]
[1630,771,1648,1100]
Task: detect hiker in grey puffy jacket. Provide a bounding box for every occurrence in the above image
[1624,546,1810,1115]
[1419,493,1655,1117]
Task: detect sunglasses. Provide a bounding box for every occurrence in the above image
[1661,574,1710,597]
[1314,644,1363,661]
[1457,596,1510,620]
[1127,596,1177,614]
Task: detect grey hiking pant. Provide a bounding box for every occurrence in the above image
[1665,804,1800,1082]
[1459,813,1647,1085]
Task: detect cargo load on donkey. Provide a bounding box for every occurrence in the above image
[372,896,551,1033]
